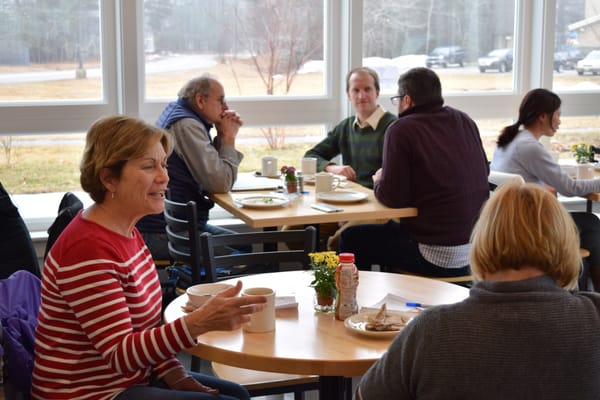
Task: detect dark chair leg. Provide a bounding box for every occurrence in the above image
[191,355,202,372]
[344,377,353,400]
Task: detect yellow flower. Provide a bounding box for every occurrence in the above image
[572,143,592,163]
[309,251,339,298]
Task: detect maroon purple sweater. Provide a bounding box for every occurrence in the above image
[375,100,489,246]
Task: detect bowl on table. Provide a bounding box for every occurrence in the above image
[186,283,234,308]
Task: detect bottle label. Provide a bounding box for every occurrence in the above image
[336,264,358,320]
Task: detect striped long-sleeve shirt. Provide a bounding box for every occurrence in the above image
[31,212,196,399]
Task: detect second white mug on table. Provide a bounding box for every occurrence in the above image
[315,172,340,193]
[261,156,278,177]
[577,163,595,180]
[301,157,317,177]
[242,287,276,332]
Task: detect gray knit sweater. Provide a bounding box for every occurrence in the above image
[490,129,600,196]
[356,276,600,399]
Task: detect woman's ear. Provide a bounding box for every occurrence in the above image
[536,113,548,126]
[98,167,117,194]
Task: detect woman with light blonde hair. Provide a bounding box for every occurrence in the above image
[470,182,581,290]
[355,182,600,400]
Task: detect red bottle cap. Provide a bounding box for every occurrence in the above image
[339,253,355,263]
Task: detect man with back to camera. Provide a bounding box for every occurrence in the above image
[298,66,397,250]
[339,67,489,277]
[137,73,247,261]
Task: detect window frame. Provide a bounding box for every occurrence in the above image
[0,0,599,137]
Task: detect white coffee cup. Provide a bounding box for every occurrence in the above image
[301,157,317,176]
[315,172,340,193]
[186,283,234,308]
[242,287,276,332]
[261,156,278,177]
[577,163,594,180]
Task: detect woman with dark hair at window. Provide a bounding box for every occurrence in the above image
[490,88,600,290]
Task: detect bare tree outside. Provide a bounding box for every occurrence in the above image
[230,0,323,149]
[1,135,13,166]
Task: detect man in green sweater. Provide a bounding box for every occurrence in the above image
[304,66,397,188]
[301,66,397,250]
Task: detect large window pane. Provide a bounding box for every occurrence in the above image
[237,124,325,173]
[553,0,600,92]
[0,0,102,102]
[143,0,325,99]
[0,133,84,194]
[363,0,515,93]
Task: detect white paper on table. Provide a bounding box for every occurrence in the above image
[360,293,416,313]
[275,296,298,310]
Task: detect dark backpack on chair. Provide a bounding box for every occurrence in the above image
[44,192,84,262]
[0,182,40,280]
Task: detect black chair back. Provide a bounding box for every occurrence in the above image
[44,192,83,261]
[199,227,317,281]
[163,196,317,284]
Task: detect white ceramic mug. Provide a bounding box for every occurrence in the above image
[186,283,234,308]
[301,157,317,177]
[577,163,594,180]
[261,156,278,177]
[315,172,340,193]
[242,287,276,332]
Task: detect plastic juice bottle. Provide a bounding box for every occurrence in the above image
[335,252,359,321]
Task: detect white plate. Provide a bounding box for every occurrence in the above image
[316,190,368,203]
[344,311,414,339]
[237,195,290,209]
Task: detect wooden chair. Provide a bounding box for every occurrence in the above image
[211,363,319,400]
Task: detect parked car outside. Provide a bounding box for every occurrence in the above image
[478,48,513,73]
[425,46,466,68]
[576,50,600,75]
[554,47,584,72]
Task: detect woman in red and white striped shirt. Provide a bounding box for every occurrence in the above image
[31,115,266,400]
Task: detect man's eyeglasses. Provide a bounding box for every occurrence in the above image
[206,95,227,106]
[390,95,406,106]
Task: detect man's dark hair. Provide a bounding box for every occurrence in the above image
[397,67,443,106]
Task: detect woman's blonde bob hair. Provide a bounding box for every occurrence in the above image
[80,115,172,203]
[470,182,581,289]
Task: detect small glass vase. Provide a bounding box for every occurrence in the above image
[284,180,300,200]
[314,290,336,313]
[285,180,299,194]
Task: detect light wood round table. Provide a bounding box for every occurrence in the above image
[164,270,470,399]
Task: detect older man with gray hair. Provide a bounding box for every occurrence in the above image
[137,74,246,261]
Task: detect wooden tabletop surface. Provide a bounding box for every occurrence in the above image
[212,178,418,229]
[164,270,469,377]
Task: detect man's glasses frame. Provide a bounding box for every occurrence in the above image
[390,95,406,106]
